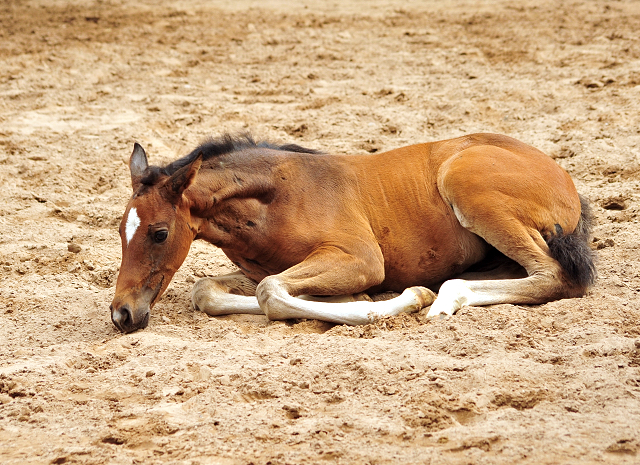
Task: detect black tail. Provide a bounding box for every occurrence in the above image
[546,195,597,289]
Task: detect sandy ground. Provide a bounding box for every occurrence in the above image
[1,0,639,463]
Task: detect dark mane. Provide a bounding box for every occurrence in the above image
[140,133,320,186]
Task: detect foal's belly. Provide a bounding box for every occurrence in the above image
[372,222,488,292]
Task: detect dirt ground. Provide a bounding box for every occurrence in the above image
[1,0,639,463]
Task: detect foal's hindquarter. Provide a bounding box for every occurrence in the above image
[192,134,591,324]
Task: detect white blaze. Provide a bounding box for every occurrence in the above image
[125,207,141,246]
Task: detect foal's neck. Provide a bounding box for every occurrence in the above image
[190,167,274,209]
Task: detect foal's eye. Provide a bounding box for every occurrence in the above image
[153,230,168,243]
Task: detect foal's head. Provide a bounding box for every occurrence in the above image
[110,144,202,333]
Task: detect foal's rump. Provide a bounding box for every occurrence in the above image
[436,137,582,237]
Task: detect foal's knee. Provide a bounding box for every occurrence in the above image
[191,278,216,312]
[191,277,235,315]
[255,276,291,320]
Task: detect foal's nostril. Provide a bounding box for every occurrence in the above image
[111,304,132,332]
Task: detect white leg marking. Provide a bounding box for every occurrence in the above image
[193,286,372,317]
[125,207,141,246]
[191,276,262,316]
[257,277,435,325]
[192,291,263,316]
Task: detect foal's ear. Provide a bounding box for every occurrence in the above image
[165,152,203,199]
[129,143,149,190]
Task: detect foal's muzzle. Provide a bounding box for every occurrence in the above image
[110,303,150,333]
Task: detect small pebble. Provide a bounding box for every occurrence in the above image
[199,365,212,381]
[68,243,82,254]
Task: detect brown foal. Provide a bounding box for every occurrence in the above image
[110,133,595,333]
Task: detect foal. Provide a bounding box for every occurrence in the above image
[110,133,595,333]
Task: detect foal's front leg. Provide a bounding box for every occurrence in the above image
[192,272,263,315]
[255,246,435,325]
[191,272,380,317]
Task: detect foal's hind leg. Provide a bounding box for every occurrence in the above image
[427,225,570,316]
[429,146,585,317]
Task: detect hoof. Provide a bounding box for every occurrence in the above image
[426,279,471,318]
[407,286,436,309]
[426,309,451,320]
[426,301,455,318]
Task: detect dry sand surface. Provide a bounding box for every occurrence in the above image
[1,0,640,463]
